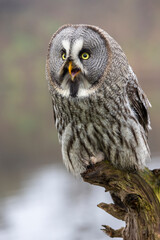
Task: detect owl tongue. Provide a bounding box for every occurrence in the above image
[71,68,80,80]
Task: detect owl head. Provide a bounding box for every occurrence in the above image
[46,24,129,98]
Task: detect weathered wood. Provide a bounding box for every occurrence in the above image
[101,225,124,238]
[81,160,160,240]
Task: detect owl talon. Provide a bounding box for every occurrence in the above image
[81,158,90,167]
[90,152,105,165]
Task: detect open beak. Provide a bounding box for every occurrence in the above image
[68,61,81,81]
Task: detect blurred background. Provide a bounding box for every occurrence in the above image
[0,0,159,239]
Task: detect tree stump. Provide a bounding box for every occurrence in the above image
[81,160,160,240]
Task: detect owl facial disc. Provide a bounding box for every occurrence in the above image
[47,25,108,98]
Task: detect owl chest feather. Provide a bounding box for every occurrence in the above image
[54,96,102,136]
[52,90,149,175]
[53,95,109,174]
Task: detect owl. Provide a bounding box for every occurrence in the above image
[46,24,151,176]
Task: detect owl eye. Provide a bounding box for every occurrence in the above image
[81,52,90,60]
[61,52,66,60]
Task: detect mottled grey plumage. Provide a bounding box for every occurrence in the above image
[46,24,151,175]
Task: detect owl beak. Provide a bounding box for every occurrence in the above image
[68,61,81,81]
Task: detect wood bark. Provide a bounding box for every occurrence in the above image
[81,161,160,240]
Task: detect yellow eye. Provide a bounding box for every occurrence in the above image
[81,52,90,60]
[62,52,66,60]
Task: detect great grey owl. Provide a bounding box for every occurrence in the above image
[46,24,151,176]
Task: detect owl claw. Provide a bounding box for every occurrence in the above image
[81,158,90,167]
[90,152,105,164]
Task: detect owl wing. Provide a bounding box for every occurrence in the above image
[126,81,151,133]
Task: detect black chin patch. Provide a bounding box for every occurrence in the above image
[70,80,79,98]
